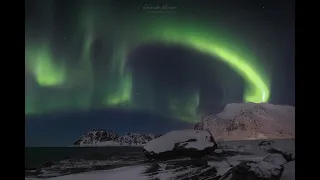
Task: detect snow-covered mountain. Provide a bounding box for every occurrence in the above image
[194,103,295,141]
[115,133,156,145]
[74,129,158,147]
[74,129,119,145]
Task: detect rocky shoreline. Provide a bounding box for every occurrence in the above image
[26,130,295,180]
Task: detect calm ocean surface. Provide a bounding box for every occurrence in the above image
[25,147,144,169]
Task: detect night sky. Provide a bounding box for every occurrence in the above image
[25,0,295,146]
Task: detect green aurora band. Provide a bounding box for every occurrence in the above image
[25,7,270,123]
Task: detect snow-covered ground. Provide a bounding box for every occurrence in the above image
[26,139,295,180]
[45,166,149,180]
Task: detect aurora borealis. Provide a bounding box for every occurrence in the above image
[25,0,294,123]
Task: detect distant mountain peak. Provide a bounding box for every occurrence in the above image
[74,130,119,145]
[74,129,158,146]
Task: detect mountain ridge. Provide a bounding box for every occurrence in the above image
[194,102,295,141]
[73,129,160,147]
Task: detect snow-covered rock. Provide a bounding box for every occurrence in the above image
[257,140,295,162]
[195,103,295,141]
[263,154,287,165]
[74,129,158,146]
[143,130,217,160]
[220,160,284,180]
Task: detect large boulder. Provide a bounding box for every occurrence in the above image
[143,130,217,160]
[220,160,284,180]
[257,140,295,163]
[263,153,287,165]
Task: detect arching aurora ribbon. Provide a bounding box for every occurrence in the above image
[25,4,270,122]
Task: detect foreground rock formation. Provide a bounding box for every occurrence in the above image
[142,132,294,180]
[143,130,217,160]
